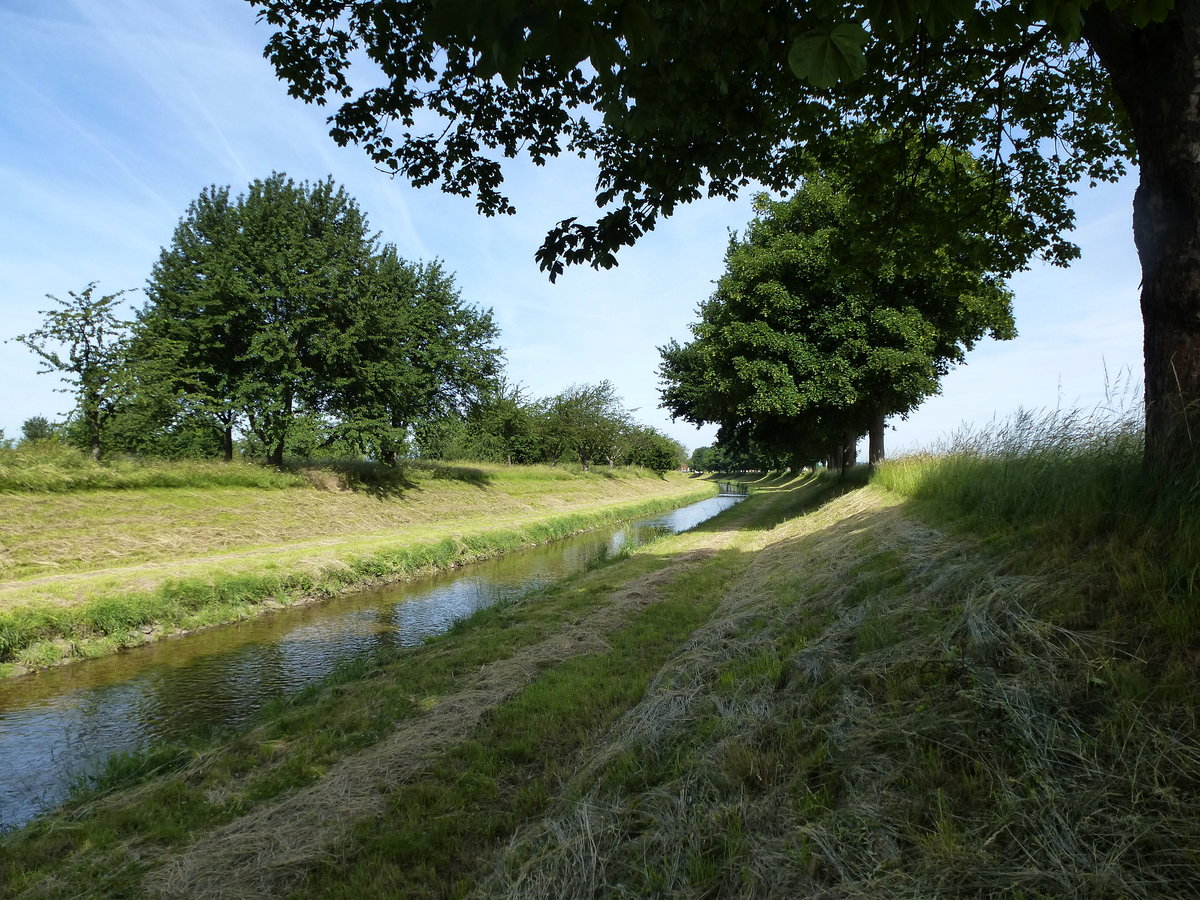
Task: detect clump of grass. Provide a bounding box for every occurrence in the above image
[874,386,1200,658]
[0,443,306,493]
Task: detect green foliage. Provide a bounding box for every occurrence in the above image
[12,283,132,460]
[660,157,1015,465]
[250,0,1132,276]
[137,173,501,466]
[539,380,630,470]
[19,417,57,444]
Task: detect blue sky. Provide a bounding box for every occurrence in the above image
[0,0,1144,455]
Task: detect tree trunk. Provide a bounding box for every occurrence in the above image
[268,440,285,467]
[222,425,234,463]
[841,431,857,476]
[869,410,886,467]
[828,442,843,472]
[1084,4,1200,467]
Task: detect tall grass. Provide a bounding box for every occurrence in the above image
[875,385,1200,653]
[0,443,306,492]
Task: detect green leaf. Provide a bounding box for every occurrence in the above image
[917,0,973,36]
[865,0,920,40]
[1049,1,1083,43]
[787,23,869,88]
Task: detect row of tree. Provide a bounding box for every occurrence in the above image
[418,379,686,472]
[16,174,684,471]
[658,137,1018,472]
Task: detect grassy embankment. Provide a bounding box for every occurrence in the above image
[5,402,1200,897]
[0,443,714,675]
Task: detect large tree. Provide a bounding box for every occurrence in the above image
[539,380,631,469]
[325,247,502,463]
[249,0,1198,465]
[139,173,500,465]
[660,165,1015,468]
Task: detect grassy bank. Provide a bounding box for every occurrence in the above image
[0,451,713,673]
[0,472,828,897]
[5,418,1200,896]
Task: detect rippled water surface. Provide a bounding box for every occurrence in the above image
[0,490,744,830]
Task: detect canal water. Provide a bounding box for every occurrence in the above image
[0,490,745,831]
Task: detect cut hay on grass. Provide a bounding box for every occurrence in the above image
[138,554,719,900]
[480,487,1200,899]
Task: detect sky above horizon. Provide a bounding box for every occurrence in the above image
[0,0,1145,457]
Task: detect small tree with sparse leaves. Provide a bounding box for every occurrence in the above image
[14,284,131,460]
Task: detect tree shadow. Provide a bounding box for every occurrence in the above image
[288,460,420,499]
[419,461,495,489]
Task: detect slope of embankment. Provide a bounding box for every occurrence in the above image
[4,457,1199,897]
[0,454,712,674]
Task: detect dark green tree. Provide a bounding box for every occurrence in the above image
[325,248,502,464]
[620,424,686,473]
[660,172,1014,469]
[460,378,541,465]
[140,174,499,466]
[14,283,131,460]
[250,0,1200,465]
[137,184,253,461]
[19,416,57,443]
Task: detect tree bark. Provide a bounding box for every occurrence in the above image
[869,410,886,467]
[222,425,234,463]
[1084,3,1200,467]
[828,442,843,472]
[841,431,857,476]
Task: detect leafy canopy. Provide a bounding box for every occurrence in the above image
[250,0,1146,277]
[660,159,1015,461]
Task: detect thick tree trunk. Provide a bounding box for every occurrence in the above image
[1084,4,1200,467]
[222,425,234,463]
[840,431,858,476]
[828,443,843,472]
[869,410,886,467]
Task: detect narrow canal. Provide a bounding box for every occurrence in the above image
[0,488,745,830]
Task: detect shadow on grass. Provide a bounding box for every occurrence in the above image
[286,460,420,499]
[284,459,496,498]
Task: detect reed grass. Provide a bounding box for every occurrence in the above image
[874,389,1200,658]
[0,442,308,492]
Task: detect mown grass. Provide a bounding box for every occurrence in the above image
[486,475,1200,897]
[874,400,1200,661]
[0,459,691,582]
[0,486,715,671]
[0,485,792,898]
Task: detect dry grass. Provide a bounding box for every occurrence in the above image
[480,486,1200,898]
[0,466,698,606]
[142,557,711,899]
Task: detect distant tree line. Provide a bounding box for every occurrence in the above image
[13,174,684,473]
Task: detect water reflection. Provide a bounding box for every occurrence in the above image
[0,493,742,830]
